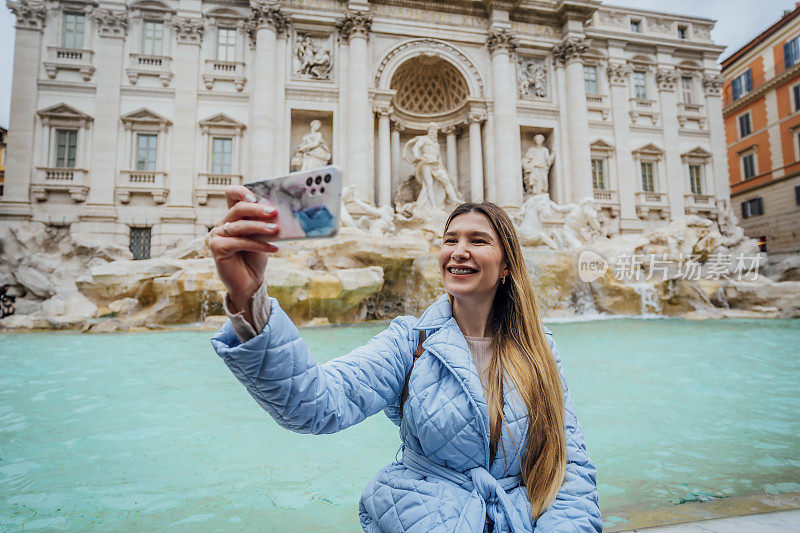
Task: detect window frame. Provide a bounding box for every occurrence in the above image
[681,76,694,104]
[583,64,599,95]
[142,20,164,56]
[54,128,78,168]
[740,149,757,180]
[633,70,648,99]
[62,12,85,50]
[740,197,764,219]
[211,136,233,174]
[738,111,752,138]
[688,164,703,194]
[135,133,158,171]
[129,226,152,260]
[731,69,753,101]
[640,161,656,192]
[630,19,641,33]
[784,35,800,70]
[677,25,687,40]
[591,158,606,190]
[216,27,237,62]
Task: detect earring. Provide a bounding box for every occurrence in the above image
[501,276,506,285]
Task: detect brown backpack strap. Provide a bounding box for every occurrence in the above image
[400,330,427,421]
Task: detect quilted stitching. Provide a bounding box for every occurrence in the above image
[211,295,601,532]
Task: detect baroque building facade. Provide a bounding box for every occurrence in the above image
[1,0,729,256]
[721,4,800,256]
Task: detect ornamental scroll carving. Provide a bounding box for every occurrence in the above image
[517,57,548,98]
[487,28,517,54]
[702,74,724,96]
[335,12,372,41]
[656,68,679,91]
[173,17,204,44]
[249,1,289,34]
[552,37,590,64]
[8,0,46,31]
[93,9,128,38]
[607,63,631,86]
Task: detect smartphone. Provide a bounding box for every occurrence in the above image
[243,165,343,242]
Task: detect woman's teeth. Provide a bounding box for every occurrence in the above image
[449,267,476,275]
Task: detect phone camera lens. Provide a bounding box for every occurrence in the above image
[320,186,325,194]
[310,188,316,195]
[324,174,331,183]
[315,175,322,185]
[306,177,313,186]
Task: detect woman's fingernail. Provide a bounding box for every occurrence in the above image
[263,206,275,214]
[245,193,256,203]
[265,223,277,230]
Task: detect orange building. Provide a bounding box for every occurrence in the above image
[722,4,800,255]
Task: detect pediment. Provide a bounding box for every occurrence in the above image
[633,142,664,156]
[681,146,712,159]
[37,103,93,121]
[129,0,174,13]
[199,113,245,129]
[590,138,615,151]
[121,108,171,125]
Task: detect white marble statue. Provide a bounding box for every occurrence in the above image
[341,186,396,236]
[518,58,548,98]
[522,134,555,196]
[516,194,567,249]
[561,198,606,246]
[715,198,759,254]
[295,34,332,79]
[517,194,606,250]
[291,120,332,171]
[398,123,462,217]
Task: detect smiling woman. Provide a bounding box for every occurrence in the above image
[208,192,601,532]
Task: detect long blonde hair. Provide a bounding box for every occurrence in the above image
[444,202,566,518]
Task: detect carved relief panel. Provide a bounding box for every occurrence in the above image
[292,30,334,81]
[517,56,549,99]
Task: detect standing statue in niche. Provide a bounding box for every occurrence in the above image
[291,120,332,171]
[397,123,462,217]
[295,34,332,79]
[522,134,555,196]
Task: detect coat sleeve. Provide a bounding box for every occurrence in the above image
[210,296,416,435]
[533,332,602,533]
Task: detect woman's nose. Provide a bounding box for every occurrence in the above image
[451,243,470,260]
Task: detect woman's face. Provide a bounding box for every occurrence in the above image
[438,211,508,303]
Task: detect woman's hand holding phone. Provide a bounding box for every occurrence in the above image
[209,186,280,315]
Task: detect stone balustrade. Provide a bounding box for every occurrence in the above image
[43,46,95,81]
[586,93,610,119]
[31,167,89,202]
[126,54,173,86]
[628,98,660,124]
[684,193,717,216]
[593,188,620,217]
[116,170,168,203]
[195,173,243,204]
[677,102,707,128]
[202,60,246,91]
[635,191,670,219]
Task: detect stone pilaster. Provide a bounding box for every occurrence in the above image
[84,9,127,222]
[1,0,47,217]
[468,112,485,202]
[336,11,372,200]
[656,67,684,217]
[553,37,592,203]
[703,73,729,203]
[390,121,402,196]
[488,28,522,208]
[248,2,289,180]
[375,104,392,207]
[607,62,639,229]
[443,125,458,187]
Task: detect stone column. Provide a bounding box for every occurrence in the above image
[164,17,204,231]
[274,30,288,175]
[468,112,485,202]
[607,62,639,228]
[248,4,288,180]
[553,37,592,203]
[488,29,522,208]
[444,125,458,185]
[1,1,47,217]
[656,67,684,218]
[703,73,729,203]
[336,12,372,201]
[375,104,392,207]
[390,121,402,195]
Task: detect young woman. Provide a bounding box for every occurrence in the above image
[209,187,601,532]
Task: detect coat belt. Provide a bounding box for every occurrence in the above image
[402,447,528,533]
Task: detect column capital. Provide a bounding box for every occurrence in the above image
[468,112,486,124]
[607,63,631,86]
[172,17,204,45]
[656,68,679,92]
[390,120,404,132]
[487,28,517,55]
[702,73,724,96]
[249,2,289,34]
[552,37,590,65]
[374,103,393,117]
[336,11,372,42]
[442,125,458,135]
[93,8,128,38]
[7,0,46,31]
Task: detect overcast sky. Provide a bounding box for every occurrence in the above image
[0,1,796,128]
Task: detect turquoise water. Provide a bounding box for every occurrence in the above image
[1,319,799,531]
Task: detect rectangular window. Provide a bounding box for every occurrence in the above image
[583,65,598,95]
[136,133,158,171]
[211,137,232,174]
[142,20,164,56]
[633,71,647,99]
[678,26,687,39]
[54,129,78,168]
[217,27,236,61]
[740,197,764,219]
[731,69,753,101]
[793,83,800,111]
[591,159,606,189]
[784,36,800,69]
[742,152,756,180]
[62,13,85,49]
[795,184,800,205]
[681,76,693,104]
[640,161,655,192]
[631,20,641,33]
[130,227,152,260]
[738,113,752,138]
[689,164,703,194]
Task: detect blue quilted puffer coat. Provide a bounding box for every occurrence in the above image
[211,294,601,532]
